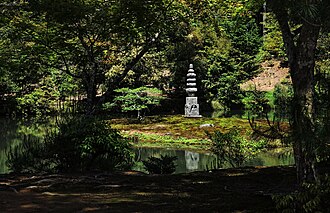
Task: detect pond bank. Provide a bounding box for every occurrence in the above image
[110,115,288,151]
[133,147,294,174]
[0,115,290,174]
[0,166,296,212]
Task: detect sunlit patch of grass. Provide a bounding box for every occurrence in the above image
[123,132,211,151]
[109,115,289,151]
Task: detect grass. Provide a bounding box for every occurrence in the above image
[109,115,288,151]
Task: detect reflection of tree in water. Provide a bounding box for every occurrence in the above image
[0,118,19,149]
[185,151,200,171]
[0,116,58,174]
[244,157,264,167]
[133,148,294,174]
[0,118,21,174]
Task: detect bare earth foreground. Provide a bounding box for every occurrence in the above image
[0,166,296,212]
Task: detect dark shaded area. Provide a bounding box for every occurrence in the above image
[0,166,296,212]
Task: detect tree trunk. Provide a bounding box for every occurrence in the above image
[290,23,320,184]
[268,1,321,184]
[85,73,97,114]
[291,62,318,184]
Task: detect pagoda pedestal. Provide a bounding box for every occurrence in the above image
[185,97,202,117]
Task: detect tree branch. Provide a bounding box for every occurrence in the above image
[36,38,82,79]
[266,0,296,70]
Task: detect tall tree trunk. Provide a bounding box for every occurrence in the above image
[268,1,321,184]
[290,23,320,184]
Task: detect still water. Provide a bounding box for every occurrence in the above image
[0,116,294,174]
[0,116,59,173]
[133,147,294,174]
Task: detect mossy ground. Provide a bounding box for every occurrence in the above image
[109,115,287,151]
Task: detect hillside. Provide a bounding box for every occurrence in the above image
[241,60,290,91]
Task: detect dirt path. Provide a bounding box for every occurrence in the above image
[0,166,296,212]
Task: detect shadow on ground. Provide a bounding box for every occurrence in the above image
[0,166,296,212]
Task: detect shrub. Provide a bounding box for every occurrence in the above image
[207,129,266,168]
[242,90,271,117]
[142,155,178,174]
[273,82,293,119]
[48,117,133,172]
[7,117,133,173]
[103,87,164,120]
[273,176,330,212]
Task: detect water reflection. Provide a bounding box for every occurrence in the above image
[185,151,200,171]
[134,147,294,174]
[0,116,57,174]
[0,116,294,174]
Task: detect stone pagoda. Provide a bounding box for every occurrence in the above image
[184,64,202,117]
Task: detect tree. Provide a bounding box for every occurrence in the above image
[0,1,82,115]
[172,0,262,111]
[106,87,164,119]
[262,0,330,184]
[3,0,185,114]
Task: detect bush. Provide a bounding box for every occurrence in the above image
[273,176,330,212]
[7,117,133,173]
[273,82,293,119]
[142,155,178,174]
[207,129,266,168]
[104,87,164,120]
[242,90,271,117]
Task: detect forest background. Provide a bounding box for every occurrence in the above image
[1,0,330,206]
[0,0,291,117]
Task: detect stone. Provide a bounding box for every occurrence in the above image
[184,64,202,118]
[199,124,214,128]
[186,83,197,87]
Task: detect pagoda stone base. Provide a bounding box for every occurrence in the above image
[184,97,202,118]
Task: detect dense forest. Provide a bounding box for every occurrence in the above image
[0,0,330,212]
[0,0,268,116]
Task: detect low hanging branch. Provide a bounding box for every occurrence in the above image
[89,40,158,115]
[248,112,289,141]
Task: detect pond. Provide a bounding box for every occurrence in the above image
[0,116,59,174]
[133,147,294,174]
[0,116,294,174]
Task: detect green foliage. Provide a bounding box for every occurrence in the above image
[273,176,330,212]
[16,86,59,117]
[7,136,54,173]
[0,0,186,114]
[7,117,133,173]
[142,155,178,174]
[242,90,271,117]
[46,117,133,172]
[273,83,293,119]
[182,0,262,111]
[207,129,266,168]
[0,4,82,116]
[105,87,164,119]
[259,13,286,60]
[203,57,245,111]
